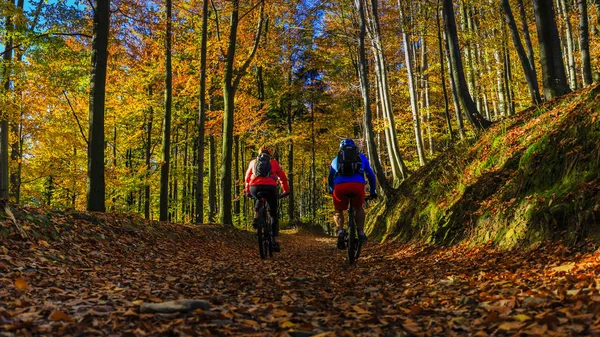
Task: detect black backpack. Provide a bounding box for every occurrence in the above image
[254,153,272,177]
[336,145,362,176]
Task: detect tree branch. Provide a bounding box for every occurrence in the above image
[233,0,265,89]
[0,32,93,57]
[62,90,89,146]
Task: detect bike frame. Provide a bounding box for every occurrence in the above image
[346,194,361,264]
[254,194,274,259]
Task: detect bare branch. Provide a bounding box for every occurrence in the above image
[62,90,89,146]
[233,0,265,89]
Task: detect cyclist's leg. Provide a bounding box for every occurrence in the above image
[347,183,367,240]
[263,186,278,240]
[249,185,261,227]
[355,207,365,231]
[332,184,349,231]
[332,184,351,249]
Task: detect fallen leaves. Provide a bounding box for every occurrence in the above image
[4,208,600,335]
[13,278,27,290]
[48,311,74,322]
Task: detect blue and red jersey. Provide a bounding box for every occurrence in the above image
[328,153,377,194]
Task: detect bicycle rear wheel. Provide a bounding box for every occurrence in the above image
[347,211,357,264]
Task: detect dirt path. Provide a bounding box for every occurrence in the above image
[2,215,600,336]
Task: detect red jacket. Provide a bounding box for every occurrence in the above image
[245,159,290,194]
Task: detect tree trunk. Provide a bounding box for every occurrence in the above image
[0,0,14,201]
[443,0,491,130]
[493,48,505,117]
[366,0,407,186]
[195,0,209,224]
[578,0,592,86]
[558,0,578,89]
[502,0,542,104]
[354,0,390,194]
[436,0,454,141]
[233,135,240,220]
[444,31,465,139]
[399,2,425,166]
[182,122,189,220]
[159,0,172,221]
[87,0,110,212]
[503,44,515,115]
[144,86,153,220]
[286,67,295,223]
[208,135,216,223]
[533,0,571,99]
[517,0,538,83]
[219,0,264,225]
[9,0,24,204]
[310,104,316,223]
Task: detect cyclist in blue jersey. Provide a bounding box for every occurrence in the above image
[328,139,377,249]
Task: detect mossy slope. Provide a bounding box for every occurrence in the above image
[367,84,600,248]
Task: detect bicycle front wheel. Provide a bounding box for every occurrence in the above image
[257,223,266,259]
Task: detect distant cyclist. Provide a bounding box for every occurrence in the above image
[328,138,377,249]
[245,146,290,252]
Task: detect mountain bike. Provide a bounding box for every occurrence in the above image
[344,193,374,264]
[249,192,288,259]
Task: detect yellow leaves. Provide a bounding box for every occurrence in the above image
[14,277,27,290]
[351,305,369,314]
[497,321,525,331]
[49,311,74,322]
[513,314,532,322]
[280,320,295,328]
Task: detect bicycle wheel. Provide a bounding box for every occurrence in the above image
[347,212,357,264]
[257,222,265,259]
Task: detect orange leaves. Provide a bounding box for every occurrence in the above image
[48,311,74,322]
[13,277,27,290]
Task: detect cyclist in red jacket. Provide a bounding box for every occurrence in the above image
[245,147,290,252]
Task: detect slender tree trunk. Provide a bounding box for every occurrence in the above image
[494,47,507,117]
[366,0,407,185]
[195,0,209,224]
[310,104,316,222]
[421,37,433,156]
[436,0,454,141]
[220,0,264,225]
[443,0,491,130]
[579,0,592,86]
[517,0,538,84]
[87,0,110,212]
[533,0,571,99]
[0,0,14,200]
[144,87,153,219]
[354,0,390,194]
[502,0,542,104]
[503,44,515,115]
[444,31,465,139]
[9,0,24,204]
[399,3,425,166]
[286,67,295,223]
[208,135,216,223]
[558,0,578,89]
[159,0,172,221]
[460,2,477,107]
[182,122,189,220]
[233,135,240,220]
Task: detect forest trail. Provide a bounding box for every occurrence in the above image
[2,212,600,336]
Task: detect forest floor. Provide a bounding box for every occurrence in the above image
[2,210,600,336]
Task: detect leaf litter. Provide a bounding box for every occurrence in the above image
[2,208,600,335]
